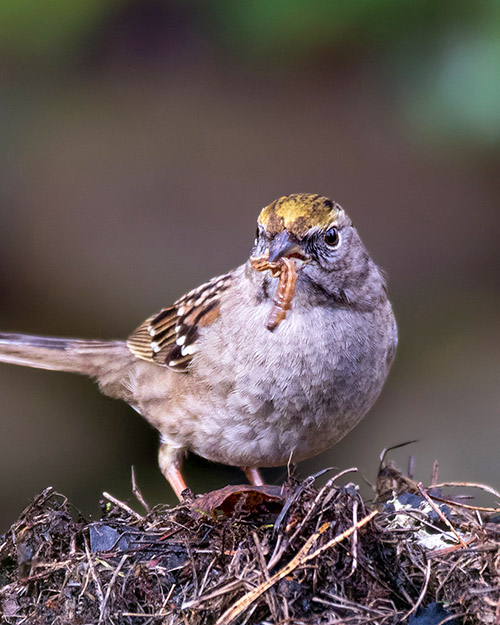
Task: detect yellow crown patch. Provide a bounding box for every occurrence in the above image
[258,194,341,238]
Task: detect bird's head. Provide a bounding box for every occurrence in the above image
[250,193,384,309]
[254,193,342,263]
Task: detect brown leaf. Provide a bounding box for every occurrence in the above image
[193,484,285,517]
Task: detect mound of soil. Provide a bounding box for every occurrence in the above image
[1,456,499,624]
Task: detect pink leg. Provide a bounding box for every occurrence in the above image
[242,466,265,486]
[159,443,187,500]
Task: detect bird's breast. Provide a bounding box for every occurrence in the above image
[181,294,395,466]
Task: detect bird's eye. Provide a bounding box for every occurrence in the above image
[324,227,340,247]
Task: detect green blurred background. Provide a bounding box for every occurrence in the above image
[1,1,499,529]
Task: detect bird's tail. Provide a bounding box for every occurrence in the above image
[0,332,132,384]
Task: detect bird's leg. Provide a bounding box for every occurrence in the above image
[242,466,265,486]
[158,443,187,500]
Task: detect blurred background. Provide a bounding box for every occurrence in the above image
[0,1,499,530]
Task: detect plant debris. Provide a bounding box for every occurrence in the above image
[1,457,500,624]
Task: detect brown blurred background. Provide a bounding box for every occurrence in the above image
[0,1,499,530]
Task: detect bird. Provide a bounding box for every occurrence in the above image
[0,193,397,499]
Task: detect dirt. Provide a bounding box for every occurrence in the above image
[1,455,499,624]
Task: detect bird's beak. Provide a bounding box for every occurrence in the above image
[267,231,306,263]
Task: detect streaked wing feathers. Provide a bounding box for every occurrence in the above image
[127,273,232,371]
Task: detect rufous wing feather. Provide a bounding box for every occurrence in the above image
[127,273,232,372]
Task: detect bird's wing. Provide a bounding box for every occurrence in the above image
[127,273,232,372]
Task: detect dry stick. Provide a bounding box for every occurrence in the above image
[161,583,177,612]
[417,482,468,548]
[266,533,286,570]
[400,560,432,622]
[215,510,377,625]
[312,599,390,625]
[198,557,217,597]
[252,531,280,622]
[273,475,315,535]
[429,496,500,513]
[431,459,439,486]
[183,580,246,609]
[102,491,144,522]
[428,537,477,558]
[83,538,105,608]
[432,481,500,500]
[98,553,128,624]
[475,509,484,526]
[120,614,164,619]
[131,466,150,513]
[21,560,74,583]
[347,498,359,578]
[437,614,470,625]
[318,591,387,616]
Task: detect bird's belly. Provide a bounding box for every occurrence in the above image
[191,404,348,467]
[189,345,388,467]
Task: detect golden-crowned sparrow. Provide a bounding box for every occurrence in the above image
[0,194,397,498]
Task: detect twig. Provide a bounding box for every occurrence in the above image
[266,533,287,570]
[432,481,500,500]
[131,466,150,513]
[120,611,169,618]
[318,590,387,616]
[347,498,359,578]
[21,560,74,583]
[198,557,216,597]
[252,531,280,622]
[83,538,104,608]
[98,553,127,623]
[418,483,467,548]
[379,440,418,466]
[428,496,500,513]
[182,580,245,609]
[437,614,469,625]
[428,538,476,558]
[102,491,144,522]
[400,560,432,621]
[431,459,439,486]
